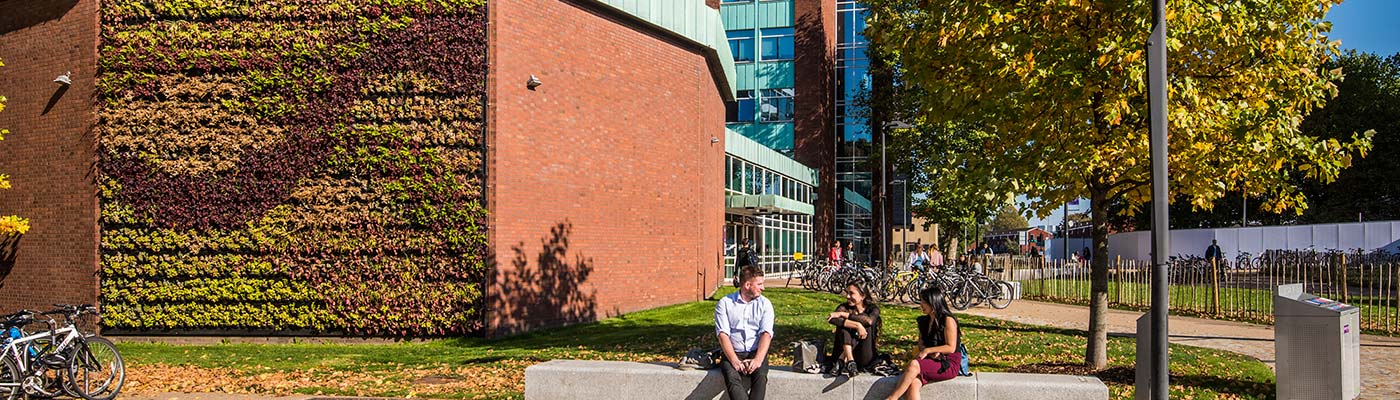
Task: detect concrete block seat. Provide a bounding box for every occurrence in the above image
[525,360,1108,400]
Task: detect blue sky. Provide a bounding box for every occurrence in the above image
[1326,0,1399,56]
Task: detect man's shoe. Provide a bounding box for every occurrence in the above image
[845,361,859,377]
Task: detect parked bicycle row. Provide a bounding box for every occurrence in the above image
[792,259,1016,310]
[0,304,124,400]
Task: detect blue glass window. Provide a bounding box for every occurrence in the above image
[727,30,755,63]
[759,88,794,122]
[727,90,755,123]
[760,28,794,61]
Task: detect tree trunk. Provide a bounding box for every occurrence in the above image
[1085,188,1110,369]
[943,221,961,261]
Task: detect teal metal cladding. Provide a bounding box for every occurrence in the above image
[720,0,794,30]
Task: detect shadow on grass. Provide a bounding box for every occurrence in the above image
[960,320,1088,337]
[1008,362,1273,398]
[446,288,861,363]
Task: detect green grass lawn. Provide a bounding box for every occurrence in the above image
[1023,278,1400,334]
[117,287,1275,399]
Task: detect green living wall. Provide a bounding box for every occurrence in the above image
[96,0,489,335]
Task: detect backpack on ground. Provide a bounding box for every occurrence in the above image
[677,347,721,370]
[790,340,824,373]
[869,353,902,377]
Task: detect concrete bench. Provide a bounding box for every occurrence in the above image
[525,360,1107,400]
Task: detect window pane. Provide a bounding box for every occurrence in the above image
[759,88,795,122]
[734,158,743,191]
[727,30,754,63]
[748,164,761,195]
[728,90,755,123]
[759,28,794,61]
[728,155,739,190]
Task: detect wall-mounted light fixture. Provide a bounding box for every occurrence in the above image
[54,71,72,86]
[710,136,720,144]
[526,74,542,90]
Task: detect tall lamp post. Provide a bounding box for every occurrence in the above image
[1146,0,1172,397]
[882,121,912,268]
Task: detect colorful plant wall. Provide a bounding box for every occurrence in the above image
[96,0,489,335]
[0,56,31,237]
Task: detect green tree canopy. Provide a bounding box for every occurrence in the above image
[867,0,1372,368]
[0,56,31,237]
[887,121,1010,255]
[986,204,1030,233]
[1111,51,1398,230]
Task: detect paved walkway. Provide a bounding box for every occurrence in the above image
[958,299,1400,399]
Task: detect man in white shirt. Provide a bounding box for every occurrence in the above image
[715,265,774,400]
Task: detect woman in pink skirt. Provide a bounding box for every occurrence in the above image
[884,286,963,400]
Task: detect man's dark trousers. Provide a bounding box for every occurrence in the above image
[720,352,768,400]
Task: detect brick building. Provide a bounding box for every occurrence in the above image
[983,227,1054,256]
[486,0,736,336]
[0,0,740,337]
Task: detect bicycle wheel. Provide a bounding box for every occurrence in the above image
[901,281,920,304]
[949,280,974,310]
[21,335,73,400]
[989,281,1015,309]
[66,337,124,400]
[0,356,18,400]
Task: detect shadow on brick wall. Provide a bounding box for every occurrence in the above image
[0,0,79,36]
[0,236,20,287]
[493,221,597,335]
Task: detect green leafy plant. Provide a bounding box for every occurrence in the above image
[0,56,31,237]
[97,1,490,335]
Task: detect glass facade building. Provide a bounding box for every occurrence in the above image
[720,0,884,268]
[720,0,817,276]
[835,0,873,262]
[723,130,817,276]
[721,0,798,156]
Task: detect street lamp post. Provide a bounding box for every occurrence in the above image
[882,121,912,268]
[1147,0,1172,396]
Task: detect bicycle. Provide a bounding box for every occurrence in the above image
[0,304,124,400]
[945,265,1014,310]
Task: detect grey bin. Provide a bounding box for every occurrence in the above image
[1274,283,1362,400]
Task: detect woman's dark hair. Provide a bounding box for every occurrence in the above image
[919,286,954,332]
[845,282,882,331]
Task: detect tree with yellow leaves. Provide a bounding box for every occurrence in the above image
[0,56,32,237]
[867,0,1373,369]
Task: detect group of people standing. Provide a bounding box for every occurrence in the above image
[904,242,945,271]
[715,265,965,400]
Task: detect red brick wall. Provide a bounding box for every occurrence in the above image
[793,0,837,251]
[0,1,100,313]
[486,0,727,336]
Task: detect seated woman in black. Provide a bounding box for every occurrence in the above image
[884,286,962,400]
[827,282,880,377]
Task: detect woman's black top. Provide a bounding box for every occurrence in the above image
[833,303,881,346]
[916,314,960,349]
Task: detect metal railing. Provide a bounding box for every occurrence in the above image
[984,251,1400,335]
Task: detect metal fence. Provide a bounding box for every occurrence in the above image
[983,250,1400,335]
